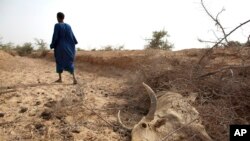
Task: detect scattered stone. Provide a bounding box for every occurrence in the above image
[17,100,22,103]
[34,101,41,106]
[19,107,28,113]
[40,109,53,120]
[60,130,73,139]
[44,100,57,108]
[0,112,5,117]
[104,94,108,97]
[29,109,37,116]
[112,126,119,132]
[71,90,76,93]
[48,98,53,101]
[71,128,80,133]
[55,113,65,120]
[34,123,44,130]
[61,129,67,134]
[72,98,79,103]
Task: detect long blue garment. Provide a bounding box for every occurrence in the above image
[50,23,78,74]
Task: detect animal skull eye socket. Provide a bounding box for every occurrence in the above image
[141,123,147,128]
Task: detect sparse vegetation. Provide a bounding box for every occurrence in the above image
[34,38,49,57]
[77,48,85,51]
[100,45,125,51]
[34,38,47,51]
[0,42,14,52]
[15,42,33,56]
[145,30,173,50]
[0,38,51,57]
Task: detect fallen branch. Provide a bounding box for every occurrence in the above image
[81,104,116,128]
[197,65,250,78]
[75,82,116,129]
[0,89,16,95]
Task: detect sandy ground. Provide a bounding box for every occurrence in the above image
[0,51,133,141]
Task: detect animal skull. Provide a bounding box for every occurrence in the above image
[118,83,212,141]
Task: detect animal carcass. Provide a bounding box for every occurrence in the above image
[118,83,212,141]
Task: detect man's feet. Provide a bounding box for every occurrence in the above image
[73,79,77,85]
[54,79,62,83]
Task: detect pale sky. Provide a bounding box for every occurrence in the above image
[0,0,250,50]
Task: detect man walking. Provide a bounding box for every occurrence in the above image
[50,12,78,84]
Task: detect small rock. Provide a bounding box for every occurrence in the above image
[104,94,108,97]
[19,107,28,113]
[61,130,73,139]
[72,99,79,103]
[29,110,37,116]
[44,100,57,108]
[66,133,73,139]
[71,128,80,133]
[34,101,41,106]
[113,126,119,132]
[34,123,44,130]
[55,113,65,120]
[0,112,5,117]
[71,90,76,93]
[17,100,22,103]
[61,130,67,134]
[40,109,53,120]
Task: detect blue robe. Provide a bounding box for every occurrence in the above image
[50,23,78,74]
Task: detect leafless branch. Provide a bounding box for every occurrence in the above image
[81,104,116,128]
[216,8,225,21]
[0,89,16,95]
[201,0,228,43]
[198,38,225,46]
[197,64,250,78]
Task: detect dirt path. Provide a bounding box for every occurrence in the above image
[0,55,132,141]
